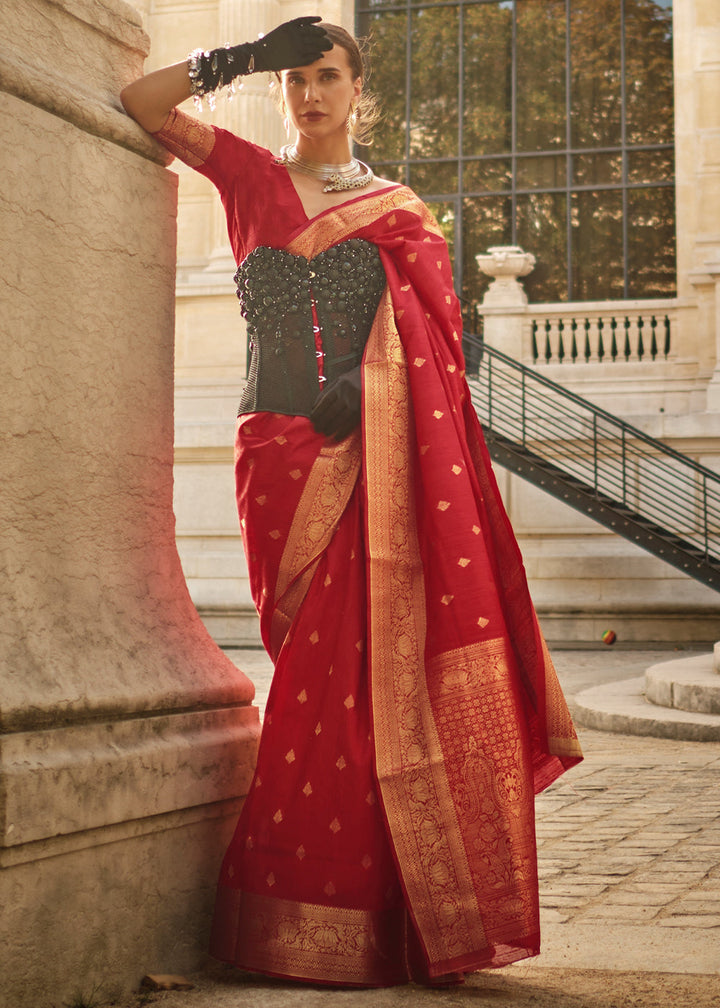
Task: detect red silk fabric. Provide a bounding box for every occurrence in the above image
[154,111,582,984]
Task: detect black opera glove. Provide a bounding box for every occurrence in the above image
[250,16,332,72]
[188,17,332,96]
[310,367,363,442]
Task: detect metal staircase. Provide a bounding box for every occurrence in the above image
[463,334,720,592]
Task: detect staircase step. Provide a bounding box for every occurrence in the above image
[645,653,720,714]
[571,677,720,742]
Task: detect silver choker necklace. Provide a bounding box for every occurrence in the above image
[276,144,375,193]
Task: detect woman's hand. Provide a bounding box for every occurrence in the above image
[310,368,362,441]
[249,17,332,73]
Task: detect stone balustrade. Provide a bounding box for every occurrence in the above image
[530,304,677,366]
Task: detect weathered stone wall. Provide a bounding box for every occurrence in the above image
[0,1,259,1004]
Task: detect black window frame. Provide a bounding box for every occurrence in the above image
[356,0,676,306]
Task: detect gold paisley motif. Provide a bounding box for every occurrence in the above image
[428,639,541,945]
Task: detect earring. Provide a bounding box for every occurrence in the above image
[283,116,290,137]
[347,101,358,134]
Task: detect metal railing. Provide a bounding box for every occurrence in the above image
[465,335,720,590]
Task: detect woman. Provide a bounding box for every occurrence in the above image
[121,18,582,988]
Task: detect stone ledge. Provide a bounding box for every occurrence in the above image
[198,606,263,648]
[39,0,146,48]
[0,795,243,870]
[0,49,171,165]
[1,706,260,848]
[174,421,237,452]
[646,653,720,713]
[0,0,148,65]
[0,800,243,1006]
[535,610,720,646]
[570,676,720,741]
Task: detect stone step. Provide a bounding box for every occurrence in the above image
[645,653,720,714]
[570,676,720,742]
[198,605,263,648]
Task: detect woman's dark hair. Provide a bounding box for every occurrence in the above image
[318,24,381,146]
[319,24,364,79]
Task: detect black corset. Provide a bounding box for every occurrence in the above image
[235,239,386,418]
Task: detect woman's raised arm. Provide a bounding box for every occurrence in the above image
[121,62,192,134]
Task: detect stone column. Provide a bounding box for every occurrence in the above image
[0,2,259,1005]
[674,0,720,401]
[476,245,536,361]
[694,261,720,411]
[202,0,283,271]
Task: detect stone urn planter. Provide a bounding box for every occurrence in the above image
[476,245,536,306]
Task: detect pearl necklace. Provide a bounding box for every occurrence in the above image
[276,144,375,193]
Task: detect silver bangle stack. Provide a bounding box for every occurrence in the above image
[187,46,248,111]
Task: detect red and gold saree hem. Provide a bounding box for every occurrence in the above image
[210,188,582,984]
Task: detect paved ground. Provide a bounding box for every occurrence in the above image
[117,646,720,1008]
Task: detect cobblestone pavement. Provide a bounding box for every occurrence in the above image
[537,732,720,930]
[530,648,720,975]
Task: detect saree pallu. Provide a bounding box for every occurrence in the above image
[210,188,582,985]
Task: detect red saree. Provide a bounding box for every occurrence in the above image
[155,111,582,985]
[210,192,582,983]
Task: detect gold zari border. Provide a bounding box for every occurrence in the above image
[541,636,583,760]
[286,187,437,260]
[215,887,408,986]
[271,433,361,656]
[153,108,215,167]
[363,295,487,967]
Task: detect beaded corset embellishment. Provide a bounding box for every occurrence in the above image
[235,239,386,418]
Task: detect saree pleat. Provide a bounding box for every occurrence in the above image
[212,413,412,985]
[210,188,582,984]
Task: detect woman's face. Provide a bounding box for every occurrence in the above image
[280,43,362,144]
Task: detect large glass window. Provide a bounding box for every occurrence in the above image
[357,0,675,307]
